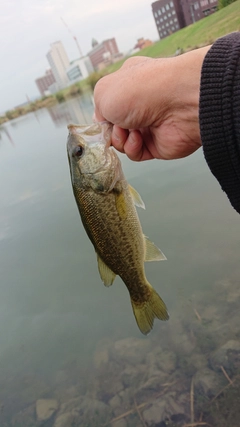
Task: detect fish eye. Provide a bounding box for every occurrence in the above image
[73,146,84,158]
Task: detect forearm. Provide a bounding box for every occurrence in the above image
[200,32,240,213]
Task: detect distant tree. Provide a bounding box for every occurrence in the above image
[87,72,106,91]
[69,84,82,97]
[5,110,15,120]
[28,103,37,112]
[55,92,65,103]
[218,0,237,9]
[0,116,7,125]
[16,107,25,116]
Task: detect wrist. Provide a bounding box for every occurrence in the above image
[169,45,211,146]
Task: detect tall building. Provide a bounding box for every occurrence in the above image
[88,38,120,70]
[152,0,185,40]
[46,41,70,89]
[35,69,56,97]
[66,56,94,84]
[152,0,218,40]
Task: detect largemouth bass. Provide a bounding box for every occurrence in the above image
[67,122,169,334]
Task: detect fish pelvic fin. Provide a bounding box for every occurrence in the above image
[131,285,169,335]
[128,184,145,209]
[144,235,167,261]
[97,254,116,287]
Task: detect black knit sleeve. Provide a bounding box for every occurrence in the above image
[200,32,240,214]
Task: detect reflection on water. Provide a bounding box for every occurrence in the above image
[0,125,15,147]
[0,92,240,426]
[47,93,95,127]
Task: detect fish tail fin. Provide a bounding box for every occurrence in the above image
[131,284,169,335]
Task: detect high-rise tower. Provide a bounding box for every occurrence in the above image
[46,41,70,89]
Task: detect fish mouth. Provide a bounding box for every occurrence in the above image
[67,122,113,149]
[67,123,102,136]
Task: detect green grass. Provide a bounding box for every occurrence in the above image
[107,0,240,75]
[135,0,240,58]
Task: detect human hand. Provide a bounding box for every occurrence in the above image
[94,46,211,161]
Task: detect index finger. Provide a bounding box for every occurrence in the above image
[92,98,105,123]
[93,78,108,122]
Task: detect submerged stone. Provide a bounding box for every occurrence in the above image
[54,412,76,427]
[36,398,58,421]
[142,391,188,426]
[113,337,151,364]
[209,340,240,373]
[194,367,225,398]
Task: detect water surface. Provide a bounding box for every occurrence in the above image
[0,93,239,426]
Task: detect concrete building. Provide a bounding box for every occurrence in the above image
[66,56,94,84]
[46,41,70,89]
[35,69,56,97]
[152,0,218,40]
[88,38,120,70]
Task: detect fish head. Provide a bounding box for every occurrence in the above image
[67,122,122,192]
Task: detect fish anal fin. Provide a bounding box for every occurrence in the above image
[128,184,145,209]
[144,235,167,261]
[115,192,128,220]
[131,285,169,335]
[97,254,116,287]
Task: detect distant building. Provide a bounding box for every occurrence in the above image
[88,38,120,70]
[35,69,56,97]
[47,82,59,94]
[152,0,218,40]
[134,38,154,50]
[152,0,188,39]
[66,56,94,84]
[46,41,70,89]
[180,0,218,25]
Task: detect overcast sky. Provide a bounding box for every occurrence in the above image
[0,0,159,113]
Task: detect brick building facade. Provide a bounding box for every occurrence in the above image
[88,38,119,70]
[35,69,56,97]
[152,0,218,40]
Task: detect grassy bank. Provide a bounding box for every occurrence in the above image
[137,0,240,57]
[0,82,85,125]
[107,0,240,73]
[1,0,240,125]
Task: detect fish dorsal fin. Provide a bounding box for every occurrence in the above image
[97,254,116,286]
[144,235,167,261]
[128,184,145,209]
[115,191,128,220]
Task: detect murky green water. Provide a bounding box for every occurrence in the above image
[0,93,240,426]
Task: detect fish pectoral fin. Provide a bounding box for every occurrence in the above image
[131,284,169,335]
[115,191,128,220]
[97,254,116,287]
[128,184,145,209]
[144,235,167,261]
